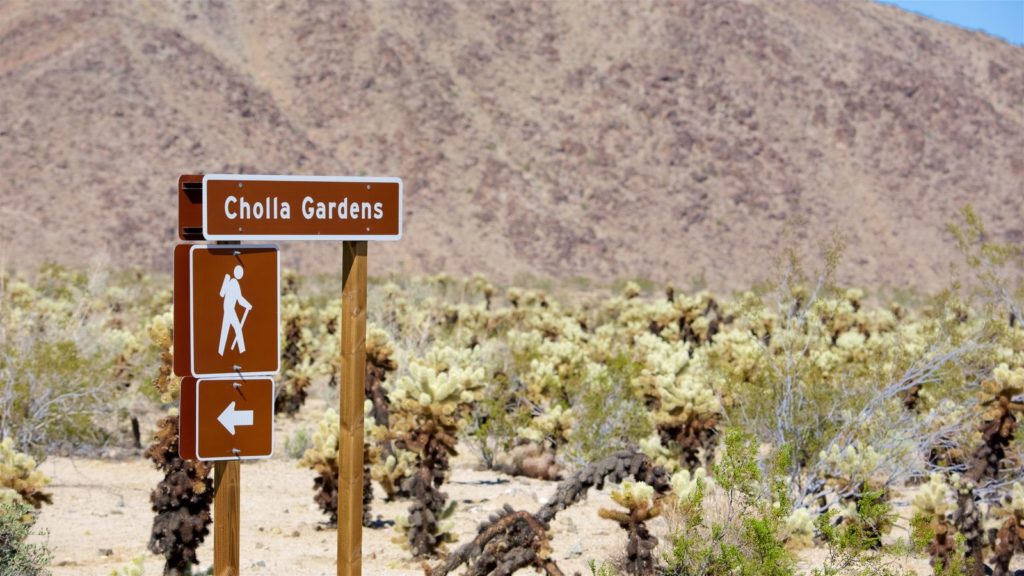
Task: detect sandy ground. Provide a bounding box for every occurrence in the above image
[31,453,629,576]
[29,453,943,576]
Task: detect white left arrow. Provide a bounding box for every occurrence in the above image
[217,401,253,435]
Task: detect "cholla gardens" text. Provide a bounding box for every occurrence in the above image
[224,195,385,221]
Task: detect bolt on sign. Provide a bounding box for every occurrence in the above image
[178,377,275,461]
[202,174,403,241]
[173,244,280,378]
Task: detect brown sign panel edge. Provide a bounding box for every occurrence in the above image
[178,376,198,460]
[173,244,193,377]
[189,244,280,378]
[178,174,205,241]
[201,174,403,241]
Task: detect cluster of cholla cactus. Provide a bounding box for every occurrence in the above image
[299,404,391,528]
[278,270,1022,571]
[956,363,1024,575]
[905,362,1024,576]
[598,481,661,575]
[93,257,1020,572]
[501,316,585,477]
[145,313,213,576]
[631,332,720,471]
[0,438,51,508]
[299,323,407,527]
[388,346,485,557]
[277,273,329,415]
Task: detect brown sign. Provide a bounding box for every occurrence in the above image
[202,175,403,241]
[179,377,275,461]
[174,245,279,377]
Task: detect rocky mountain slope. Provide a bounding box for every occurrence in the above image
[1,0,1021,291]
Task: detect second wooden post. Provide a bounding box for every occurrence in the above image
[214,460,240,575]
[338,240,368,576]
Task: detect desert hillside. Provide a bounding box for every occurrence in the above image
[0,0,1021,290]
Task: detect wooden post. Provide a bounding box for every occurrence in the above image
[214,239,241,576]
[214,461,241,575]
[339,241,368,576]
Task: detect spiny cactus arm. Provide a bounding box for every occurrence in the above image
[598,508,632,524]
[536,450,669,524]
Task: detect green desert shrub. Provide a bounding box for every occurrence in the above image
[0,500,52,576]
[663,429,794,576]
[0,265,167,454]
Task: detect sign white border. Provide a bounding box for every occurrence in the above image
[194,377,276,461]
[202,174,404,241]
[189,244,280,378]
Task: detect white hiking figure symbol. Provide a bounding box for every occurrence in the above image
[218,265,253,356]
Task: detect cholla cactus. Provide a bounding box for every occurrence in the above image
[301,401,396,527]
[299,409,341,524]
[653,373,721,470]
[989,482,1024,576]
[598,481,661,576]
[967,364,1024,482]
[911,473,957,573]
[639,434,677,472]
[945,364,1024,576]
[516,404,574,445]
[372,447,416,500]
[146,317,212,576]
[818,441,883,495]
[148,312,180,404]
[631,332,690,405]
[277,287,324,415]
[146,416,212,575]
[668,467,709,507]
[365,325,399,428]
[0,438,51,508]
[782,508,815,550]
[390,349,485,557]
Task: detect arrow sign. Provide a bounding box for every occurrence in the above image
[178,377,275,461]
[218,401,254,435]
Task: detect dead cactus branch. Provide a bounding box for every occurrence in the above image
[427,505,563,576]
[538,450,669,524]
[430,451,669,576]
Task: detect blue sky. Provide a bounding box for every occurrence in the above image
[878,0,1024,44]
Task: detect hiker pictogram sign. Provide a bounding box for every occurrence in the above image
[178,377,275,461]
[174,244,280,378]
